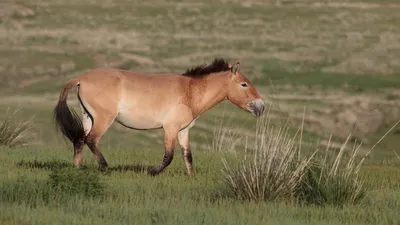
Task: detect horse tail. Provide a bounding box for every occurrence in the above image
[53,79,85,144]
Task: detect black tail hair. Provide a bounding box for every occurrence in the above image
[53,81,85,144]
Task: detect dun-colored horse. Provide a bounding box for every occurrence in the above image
[54,58,264,175]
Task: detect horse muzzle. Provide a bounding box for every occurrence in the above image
[249,99,265,117]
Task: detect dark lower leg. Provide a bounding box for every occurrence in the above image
[178,129,193,176]
[87,141,108,169]
[149,126,178,176]
[182,150,193,175]
[149,151,174,176]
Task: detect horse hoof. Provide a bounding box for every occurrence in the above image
[148,167,160,176]
[98,166,108,172]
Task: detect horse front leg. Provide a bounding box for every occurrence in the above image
[178,129,193,176]
[149,126,178,176]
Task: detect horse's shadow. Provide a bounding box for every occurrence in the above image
[106,164,152,174]
[16,159,72,170]
[16,159,154,174]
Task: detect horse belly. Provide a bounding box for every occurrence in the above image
[115,108,162,130]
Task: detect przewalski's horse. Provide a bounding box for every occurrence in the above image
[53,58,264,176]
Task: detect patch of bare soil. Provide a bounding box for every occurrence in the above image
[119,53,155,66]
[214,0,400,8]
[0,3,35,20]
[323,32,400,74]
[14,54,157,90]
[0,28,150,53]
[9,61,75,88]
[309,2,400,9]
[0,94,58,105]
[273,92,400,143]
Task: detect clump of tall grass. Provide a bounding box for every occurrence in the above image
[0,107,34,147]
[299,135,368,205]
[221,105,371,206]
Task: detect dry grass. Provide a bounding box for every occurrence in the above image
[222,105,370,205]
[0,107,34,147]
[222,109,312,202]
[205,109,243,153]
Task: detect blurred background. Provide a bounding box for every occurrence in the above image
[1,0,399,160]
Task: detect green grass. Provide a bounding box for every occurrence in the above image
[364,122,400,161]
[1,145,400,225]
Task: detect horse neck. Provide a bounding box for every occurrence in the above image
[188,72,229,117]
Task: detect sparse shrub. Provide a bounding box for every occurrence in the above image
[0,107,34,147]
[48,167,105,197]
[221,106,370,206]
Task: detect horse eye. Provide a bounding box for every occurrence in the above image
[241,83,248,87]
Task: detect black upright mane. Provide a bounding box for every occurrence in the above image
[182,58,231,77]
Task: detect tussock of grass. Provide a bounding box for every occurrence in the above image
[222,112,310,202]
[222,105,370,206]
[0,107,34,147]
[48,168,105,197]
[299,135,368,206]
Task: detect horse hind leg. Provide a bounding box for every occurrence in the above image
[85,109,117,169]
[86,115,115,169]
[73,103,93,168]
[78,94,117,169]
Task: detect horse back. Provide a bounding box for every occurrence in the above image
[76,68,191,127]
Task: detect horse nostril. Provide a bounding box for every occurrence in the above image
[250,99,265,117]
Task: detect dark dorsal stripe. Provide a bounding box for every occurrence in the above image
[182,58,231,77]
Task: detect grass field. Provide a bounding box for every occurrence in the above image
[1,146,400,225]
[1,0,400,224]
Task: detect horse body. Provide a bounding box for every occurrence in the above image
[54,58,264,176]
[78,69,178,128]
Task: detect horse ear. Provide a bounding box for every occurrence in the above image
[231,62,240,75]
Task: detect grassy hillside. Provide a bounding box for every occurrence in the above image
[1,0,400,224]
